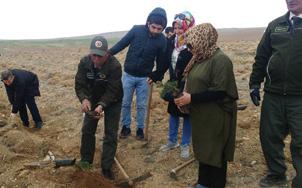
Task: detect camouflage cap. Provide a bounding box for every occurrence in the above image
[90,36,108,56]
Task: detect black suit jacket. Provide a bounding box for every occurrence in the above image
[4,69,40,113]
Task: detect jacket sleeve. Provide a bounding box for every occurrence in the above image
[5,86,15,105]
[75,61,90,102]
[12,81,26,113]
[207,53,238,101]
[98,61,123,108]
[191,91,227,103]
[175,50,193,79]
[149,37,168,82]
[109,26,135,55]
[249,26,272,89]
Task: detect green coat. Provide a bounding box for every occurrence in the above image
[186,49,238,167]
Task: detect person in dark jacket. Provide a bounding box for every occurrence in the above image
[159,11,195,160]
[249,1,302,187]
[164,26,174,39]
[75,36,123,180]
[108,7,167,140]
[1,69,43,128]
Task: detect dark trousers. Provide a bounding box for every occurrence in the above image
[198,161,227,188]
[80,102,121,170]
[260,93,302,188]
[19,96,42,126]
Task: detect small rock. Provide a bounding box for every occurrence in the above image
[250,160,257,166]
[144,155,155,163]
[18,169,30,177]
[0,120,7,127]
[235,139,244,144]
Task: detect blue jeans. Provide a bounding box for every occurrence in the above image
[121,72,149,130]
[168,115,191,146]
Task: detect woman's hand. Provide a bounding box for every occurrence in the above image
[174,91,191,106]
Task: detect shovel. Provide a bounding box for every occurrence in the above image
[115,157,152,188]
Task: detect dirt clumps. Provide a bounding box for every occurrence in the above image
[71,170,117,188]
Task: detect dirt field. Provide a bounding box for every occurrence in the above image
[0,28,295,188]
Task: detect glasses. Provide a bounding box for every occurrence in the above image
[149,24,163,31]
[174,13,186,20]
[92,54,102,58]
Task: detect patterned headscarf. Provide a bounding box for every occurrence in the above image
[173,11,195,52]
[173,11,195,32]
[183,23,219,76]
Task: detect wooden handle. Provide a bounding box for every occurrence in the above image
[144,84,153,140]
[114,157,130,179]
[171,158,195,173]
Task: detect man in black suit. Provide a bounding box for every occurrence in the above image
[1,69,43,128]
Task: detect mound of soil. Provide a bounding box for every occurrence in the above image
[71,170,117,188]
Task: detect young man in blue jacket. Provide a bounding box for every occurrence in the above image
[109,7,167,140]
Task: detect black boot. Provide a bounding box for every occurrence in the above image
[259,174,287,187]
[102,168,115,180]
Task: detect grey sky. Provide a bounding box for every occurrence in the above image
[0,0,287,39]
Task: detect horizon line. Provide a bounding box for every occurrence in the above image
[0,26,266,41]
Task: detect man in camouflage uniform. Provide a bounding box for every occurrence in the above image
[75,36,123,180]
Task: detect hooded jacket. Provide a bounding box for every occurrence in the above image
[109,7,167,80]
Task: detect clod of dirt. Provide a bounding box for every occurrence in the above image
[0,120,7,127]
[144,155,155,163]
[238,120,251,129]
[0,144,15,162]
[1,130,49,156]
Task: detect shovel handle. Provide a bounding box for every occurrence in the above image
[144,84,153,140]
[114,157,131,181]
[114,157,133,186]
[171,158,195,175]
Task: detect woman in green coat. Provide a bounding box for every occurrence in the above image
[175,23,238,188]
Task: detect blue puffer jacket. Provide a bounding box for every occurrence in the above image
[109,7,167,80]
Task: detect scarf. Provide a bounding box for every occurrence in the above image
[183,23,219,77]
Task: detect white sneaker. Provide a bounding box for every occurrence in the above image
[159,142,179,152]
[180,145,190,160]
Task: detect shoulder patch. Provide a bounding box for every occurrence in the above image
[274,26,289,33]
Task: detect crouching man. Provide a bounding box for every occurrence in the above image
[1,69,43,128]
